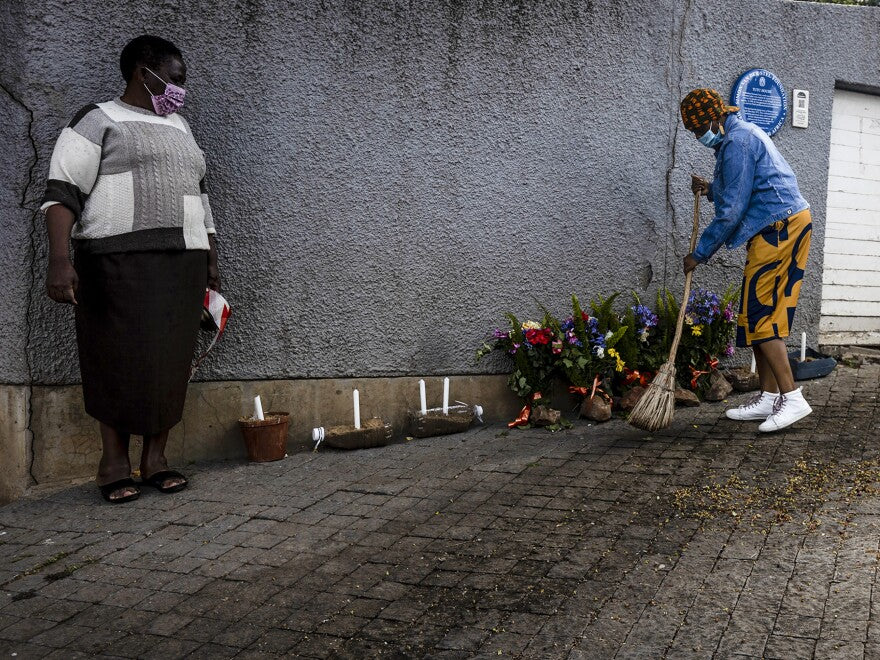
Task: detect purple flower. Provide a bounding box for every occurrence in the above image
[586,317,605,348]
[632,304,658,328]
[686,288,721,324]
[493,329,511,339]
[724,342,735,357]
[723,302,735,322]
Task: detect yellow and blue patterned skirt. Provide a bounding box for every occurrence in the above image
[736,209,812,347]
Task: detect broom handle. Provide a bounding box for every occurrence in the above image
[667,191,701,364]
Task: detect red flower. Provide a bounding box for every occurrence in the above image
[581,311,590,321]
[525,328,553,345]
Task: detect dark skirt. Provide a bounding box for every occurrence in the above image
[74,249,207,435]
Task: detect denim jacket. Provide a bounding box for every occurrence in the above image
[693,114,809,263]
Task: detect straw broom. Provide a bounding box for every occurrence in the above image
[628,190,702,432]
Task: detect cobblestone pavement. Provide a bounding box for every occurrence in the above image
[1,364,878,659]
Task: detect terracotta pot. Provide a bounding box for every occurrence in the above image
[238,411,289,462]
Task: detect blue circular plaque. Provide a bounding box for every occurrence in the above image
[730,69,787,136]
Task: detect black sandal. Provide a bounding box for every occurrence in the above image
[98,478,140,503]
[141,470,188,493]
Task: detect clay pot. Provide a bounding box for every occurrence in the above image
[238,411,289,462]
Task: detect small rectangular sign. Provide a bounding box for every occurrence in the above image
[792,89,809,128]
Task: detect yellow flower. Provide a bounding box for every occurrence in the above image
[522,321,541,330]
[691,324,703,336]
[608,348,625,372]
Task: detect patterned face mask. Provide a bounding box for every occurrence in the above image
[143,67,186,116]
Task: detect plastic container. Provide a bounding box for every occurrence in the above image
[409,403,480,438]
[238,411,289,462]
[788,348,837,381]
[317,418,392,450]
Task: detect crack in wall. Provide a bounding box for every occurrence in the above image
[662,0,692,292]
[0,78,41,487]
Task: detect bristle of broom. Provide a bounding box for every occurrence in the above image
[628,361,677,431]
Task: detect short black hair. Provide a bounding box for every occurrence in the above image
[120,35,182,82]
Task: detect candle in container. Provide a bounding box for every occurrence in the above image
[419,379,427,415]
[750,353,756,374]
[442,377,449,415]
[801,332,807,362]
[353,389,361,429]
[253,395,265,420]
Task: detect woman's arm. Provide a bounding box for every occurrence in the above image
[45,204,78,304]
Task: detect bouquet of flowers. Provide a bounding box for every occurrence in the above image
[678,286,737,392]
[556,295,608,390]
[478,286,738,415]
[476,312,560,401]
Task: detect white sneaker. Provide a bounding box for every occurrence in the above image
[725,391,778,421]
[758,387,812,433]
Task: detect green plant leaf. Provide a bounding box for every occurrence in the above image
[606,326,629,349]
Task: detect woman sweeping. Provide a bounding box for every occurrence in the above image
[680,88,812,433]
[42,35,221,502]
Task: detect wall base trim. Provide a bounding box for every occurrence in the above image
[2,375,523,503]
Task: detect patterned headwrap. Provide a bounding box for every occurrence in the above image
[680,88,739,132]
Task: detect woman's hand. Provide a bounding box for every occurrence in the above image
[691,175,710,197]
[207,235,221,291]
[208,263,221,292]
[683,253,699,275]
[44,204,78,304]
[46,256,79,304]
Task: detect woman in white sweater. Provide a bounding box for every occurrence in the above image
[42,35,221,502]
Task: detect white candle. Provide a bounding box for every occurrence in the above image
[353,389,361,429]
[801,332,807,362]
[750,353,756,374]
[254,395,264,421]
[442,377,449,415]
[419,379,427,415]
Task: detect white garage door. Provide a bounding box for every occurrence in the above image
[820,89,880,345]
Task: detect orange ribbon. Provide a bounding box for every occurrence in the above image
[624,368,651,388]
[590,375,612,403]
[689,357,720,390]
[508,391,543,428]
[568,376,611,404]
[689,366,708,390]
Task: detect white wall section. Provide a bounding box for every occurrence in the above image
[821,89,880,345]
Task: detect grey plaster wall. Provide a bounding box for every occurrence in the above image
[0,5,35,385]
[1,0,878,385]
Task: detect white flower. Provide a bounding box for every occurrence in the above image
[594,346,605,359]
[605,330,613,339]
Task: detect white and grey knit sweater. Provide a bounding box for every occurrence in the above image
[41,98,216,253]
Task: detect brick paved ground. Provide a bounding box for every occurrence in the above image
[1,363,878,659]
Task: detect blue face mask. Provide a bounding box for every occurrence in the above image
[698,127,723,148]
